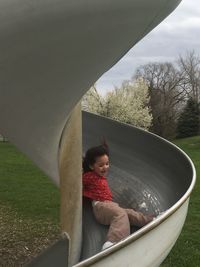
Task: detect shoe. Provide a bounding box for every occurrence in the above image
[153,211,166,221]
[101,241,115,251]
[157,211,165,218]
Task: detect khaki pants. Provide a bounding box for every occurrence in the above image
[92,201,152,243]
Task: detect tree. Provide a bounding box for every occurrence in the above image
[82,85,105,115]
[135,62,185,139]
[82,79,152,130]
[176,98,200,138]
[178,51,200,103]
[105,79,152,130]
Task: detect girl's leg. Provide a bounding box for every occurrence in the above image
[93,201,130,243]
[125,208,153,227]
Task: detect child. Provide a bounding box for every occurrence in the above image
[82,145,154,250]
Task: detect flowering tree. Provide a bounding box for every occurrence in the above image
[82,85,105,115]
[82,79,152,130]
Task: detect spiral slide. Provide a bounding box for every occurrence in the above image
[0,0,195,266]
[80,111,195,267]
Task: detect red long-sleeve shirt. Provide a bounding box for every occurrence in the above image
[83,171,112,201]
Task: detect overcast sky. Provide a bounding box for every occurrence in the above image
[96,0,200,95]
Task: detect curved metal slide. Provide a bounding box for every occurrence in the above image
[80,111,195,266]
[0,0,196,266]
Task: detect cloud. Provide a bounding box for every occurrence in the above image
[97,0,200,94]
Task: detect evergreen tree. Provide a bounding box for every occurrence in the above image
[177,98,200,138]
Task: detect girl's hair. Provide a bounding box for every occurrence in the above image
[83,145,109,173]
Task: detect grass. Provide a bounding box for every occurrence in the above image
[161,136,200,267]
[0,136,199,266]
[0,142,60,266]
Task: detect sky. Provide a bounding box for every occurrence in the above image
[96,0,200,95]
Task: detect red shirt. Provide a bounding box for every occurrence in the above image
[83,171,112,201]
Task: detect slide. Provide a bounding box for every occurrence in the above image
[0,0,195,266]
[80,111,195,266]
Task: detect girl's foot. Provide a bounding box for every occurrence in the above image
[101,241,115,251]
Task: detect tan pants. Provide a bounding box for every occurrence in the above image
[92,201,153,243]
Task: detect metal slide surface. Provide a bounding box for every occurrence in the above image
[78,112,195,266]
[0,0,196,266]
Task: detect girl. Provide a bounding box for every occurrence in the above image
[82,145,154,250]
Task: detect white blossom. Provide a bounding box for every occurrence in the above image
[82,79,152,130]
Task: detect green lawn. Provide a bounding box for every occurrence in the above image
[0,136,199,266]
[0,142,60,266]
[161,136,200,267]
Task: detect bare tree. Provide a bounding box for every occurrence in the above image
[178,50,200,103]
[135,62,185,139]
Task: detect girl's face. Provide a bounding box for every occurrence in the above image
[91,154,110,176]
